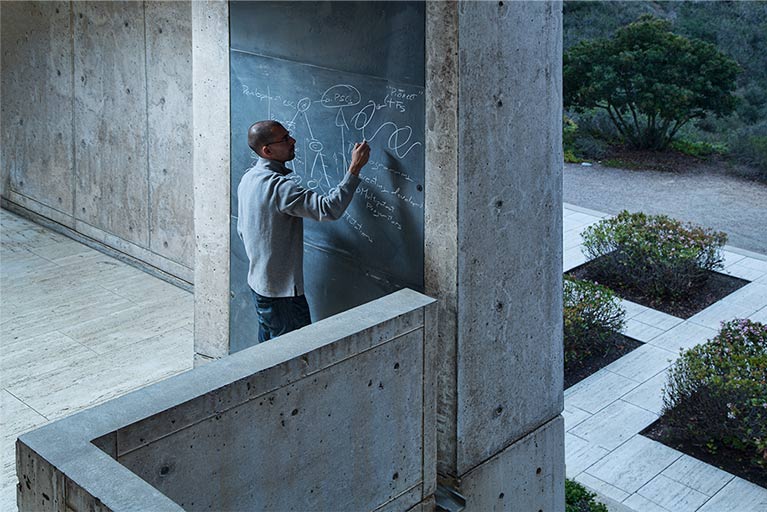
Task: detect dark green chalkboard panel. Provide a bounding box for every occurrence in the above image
[229,2,425,352]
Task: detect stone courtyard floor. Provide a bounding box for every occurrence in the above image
[564,203,767,512]
[0,208,194,511]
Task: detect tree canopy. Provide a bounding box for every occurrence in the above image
[564,15,740,150]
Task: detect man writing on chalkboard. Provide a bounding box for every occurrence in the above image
[237,120,370,342]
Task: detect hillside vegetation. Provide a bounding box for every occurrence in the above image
[564,1,767,176]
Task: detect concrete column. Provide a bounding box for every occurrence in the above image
[425,2,565,510]
[192,0,230,362]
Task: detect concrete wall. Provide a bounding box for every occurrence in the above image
[191,0,230,361]
[425,1,565,509]
[17,289,437,512]
[0,1,193,282]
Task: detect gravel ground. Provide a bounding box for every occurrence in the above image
[563,162,767,254]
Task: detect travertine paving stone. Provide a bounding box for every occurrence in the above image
[750,306,767,323]
[720,282,767,310]
[636,474,709,512]
[620,299,650,320]
[697,477,767,512]
[59,298,193,354]
[564,433,610,478]
[0,331,96,388]
[1,209,194,511]
[723,259,767,281]
[631,308,684,331]
[569,400,658,451]
[621,372,668,416]
[576,472,631,503]
[661,455,734,497]
[622,493,672,512]
[587,436,681,494]
[563,404,591,431]
[622,318,666,342]
[720,250,746,268]
[7,327,192,420]
[603,343,674,383]
[565,370,639,414]
[648,321,717,353]
[688,300,760,330]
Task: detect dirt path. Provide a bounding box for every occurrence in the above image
[563,162,767,254]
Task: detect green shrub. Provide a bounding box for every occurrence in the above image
[581,211,728,300]
[573,134,609,160]
[563,276,626,365]
[670,138,729,158]
[565,479,609,512]
[662,319,767,467]
[727,121,767,176]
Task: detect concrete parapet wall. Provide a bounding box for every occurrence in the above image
[17,289,436,511]
[0,1,193,282]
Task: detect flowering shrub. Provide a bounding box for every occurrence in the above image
[564,276,626,365]
[662,319,767,467]
[581,211,728,300]
[566,479,608,512]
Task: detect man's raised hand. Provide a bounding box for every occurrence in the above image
[349,140,370,176]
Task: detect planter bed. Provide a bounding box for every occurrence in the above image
[642,416,767,489]
[564,332,642,389]
[568,256,749,318]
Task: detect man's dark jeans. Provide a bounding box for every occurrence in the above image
[251,290,312,343]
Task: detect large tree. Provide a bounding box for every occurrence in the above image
[564,15,740,150]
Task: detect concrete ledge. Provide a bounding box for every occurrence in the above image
[17,289,436,512]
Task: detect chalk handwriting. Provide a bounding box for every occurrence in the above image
[240,79,423,243]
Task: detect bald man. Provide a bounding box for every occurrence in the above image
[237,120,370,343]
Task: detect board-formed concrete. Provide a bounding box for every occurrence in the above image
[459,417,565,511]
[73,1,149,247]
[145,1,194,267]
[0,1,194,282]
[425,0,565,490]
[17,289,436,512]
[0,1,74,217]
[192,0,231,361]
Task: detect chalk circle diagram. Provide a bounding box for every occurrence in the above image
[321,84,361,109]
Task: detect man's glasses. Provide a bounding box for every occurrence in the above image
[265,132,291,146]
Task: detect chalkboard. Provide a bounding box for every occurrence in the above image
[229,2,425,352]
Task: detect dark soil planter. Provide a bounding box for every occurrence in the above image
[564,332,642,389]
[569,257,749,318]
[642,415,767,489]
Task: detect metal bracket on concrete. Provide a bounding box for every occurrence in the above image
[435,484,466,512]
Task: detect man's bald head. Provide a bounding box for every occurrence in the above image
[248,120,282,157]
